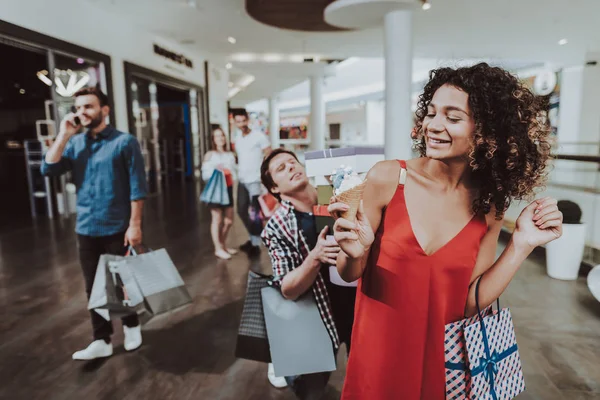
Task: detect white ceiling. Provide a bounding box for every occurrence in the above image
[88,0,600,105]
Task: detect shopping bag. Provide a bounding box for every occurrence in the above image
[88,254,145,321]
[200,169,229,206]
[261,286,337,377]
[118,248,192,316]
[444,278,525,400]
[235,271,272,363]
[258,192,279,220]
[223,168,233,187]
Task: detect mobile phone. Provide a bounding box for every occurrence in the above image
[70,106,81,127]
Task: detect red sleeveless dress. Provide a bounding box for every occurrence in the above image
[341,160,488,400]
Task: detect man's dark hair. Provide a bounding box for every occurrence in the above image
[74,87,109,107]
[231,108,249,119]
[260,148,300,202]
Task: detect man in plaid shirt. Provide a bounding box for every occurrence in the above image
[261,148,356,398]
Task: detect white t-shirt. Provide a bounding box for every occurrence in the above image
[234,130,270,183]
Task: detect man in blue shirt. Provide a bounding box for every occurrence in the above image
[41,87,147,361]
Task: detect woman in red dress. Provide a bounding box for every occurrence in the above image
[329,63,563,399]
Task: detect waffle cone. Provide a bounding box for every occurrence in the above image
[337,180,367,222]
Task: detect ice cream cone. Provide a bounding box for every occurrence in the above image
[338,180,367,222]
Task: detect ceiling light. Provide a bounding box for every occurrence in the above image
[289,54,304,63]
[76,58,85,64]
[263,54,283,63]
[228,87,241,98]
[239,75,256,87]
[231,53,256,62]
[226,63,232,70]
[19,89,25,95]
[314,56,322,63]
[422,1,431,10]
[558,38,568,46]
[228,37,237,44]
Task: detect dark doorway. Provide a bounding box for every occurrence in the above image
[0,41,50,229]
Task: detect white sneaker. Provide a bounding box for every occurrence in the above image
[123,325,142,351]
[267,363,288,388]
[72,340,113,361]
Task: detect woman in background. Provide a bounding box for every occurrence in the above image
[202,127,238,260]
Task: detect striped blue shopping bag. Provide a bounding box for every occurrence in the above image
[444,277,525,399]
[200,169,229,206]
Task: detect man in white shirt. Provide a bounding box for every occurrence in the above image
[232,110,272,256]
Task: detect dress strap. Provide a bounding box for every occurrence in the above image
[397,160,407,185]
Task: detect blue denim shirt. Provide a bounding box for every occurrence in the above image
[41,126,147,237]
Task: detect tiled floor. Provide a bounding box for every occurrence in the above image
[1,182,599,399]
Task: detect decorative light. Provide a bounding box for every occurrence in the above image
[37,70,52,86]
[226,63,233,69]
[422,1,431,10]
[53,70,90,97]
[558,38,568,46]
[76,58,85,64]
[228,36,237,44]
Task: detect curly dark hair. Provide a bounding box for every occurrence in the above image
[414,63,553,219]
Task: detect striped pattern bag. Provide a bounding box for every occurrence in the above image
[444,278,525,399]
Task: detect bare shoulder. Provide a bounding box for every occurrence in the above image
[366,160,402,186]
[364,160,402,207]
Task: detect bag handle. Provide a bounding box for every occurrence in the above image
[475,274,500,320]
[474,275,503,399]
[126,245,152,256]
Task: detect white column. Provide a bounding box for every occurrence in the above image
[384,9,414,160]
[269,97,280,149]
[310,75,326,150]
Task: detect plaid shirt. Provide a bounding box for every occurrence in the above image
[261,200,340,349]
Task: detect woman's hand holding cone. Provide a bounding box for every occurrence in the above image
[328,199,374,260]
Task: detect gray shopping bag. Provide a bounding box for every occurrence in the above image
[261,286,337,377]
[88,254,145,321]
[118,248,192,315]
[235,271,272,363]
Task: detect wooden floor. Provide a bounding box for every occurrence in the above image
[1,182,599,400]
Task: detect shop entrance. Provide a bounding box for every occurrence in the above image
[125,63,208,194]
[0,41,49,229]
[0,33,111,231]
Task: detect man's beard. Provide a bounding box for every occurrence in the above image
[84,114,104,130]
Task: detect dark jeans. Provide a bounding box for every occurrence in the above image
[77,231,139,342]
[237,182,263,237]
[285,371,332,400]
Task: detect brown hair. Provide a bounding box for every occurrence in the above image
[211,126,228,151]
[413,63,553,219]
[260,148,300,202]
[74,86,109,107]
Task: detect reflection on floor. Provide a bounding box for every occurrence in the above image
[1,183,599,400]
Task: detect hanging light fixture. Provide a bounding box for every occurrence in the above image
[421,0,431,10]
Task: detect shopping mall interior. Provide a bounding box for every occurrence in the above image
[1,0,600,399]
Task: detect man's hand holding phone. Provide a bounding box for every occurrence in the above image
[59,113,81,140]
